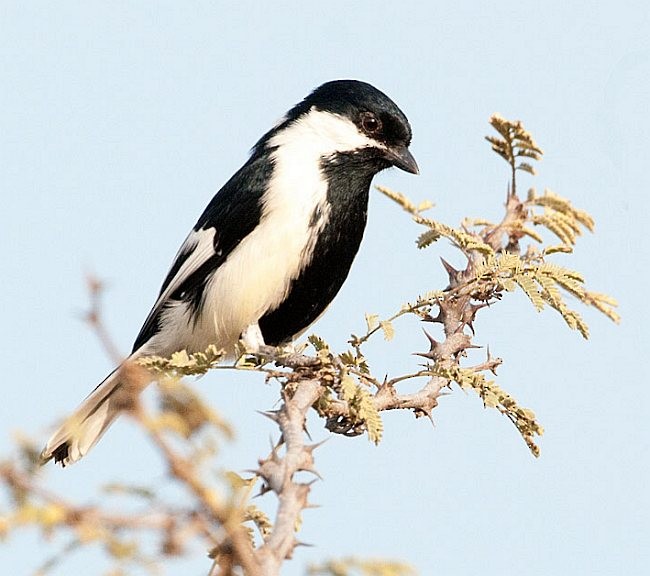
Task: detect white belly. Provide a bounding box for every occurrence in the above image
[153,148,330,355]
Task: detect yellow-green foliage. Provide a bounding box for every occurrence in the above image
[308,336,383,444]
[138,344,225,376]
[414,216,495,255]
[373,114,618,456]
[476,253,596,337]
[526,188,594,253]
[244,504,273,541]
[308,557,417,576]
[433,363,544,457]
[339,374,383,444]
[485,113,543,176]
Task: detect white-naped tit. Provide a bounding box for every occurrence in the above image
[41,79,418,466]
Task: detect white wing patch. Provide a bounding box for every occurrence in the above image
[135,227,216,354]
[155,227,216,306]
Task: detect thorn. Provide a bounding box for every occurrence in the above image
[413,329,443,360]
[253,484,272,498]
[440,257,461,286]
[423,328,439,347]
[424,410,436,428]
[423,310,444,324]
[257,410,280,423]
[484,346,502,374]
[440,257,458,275]
[300,467,323,480]
[304,439,328,454]
[261,439,281,463]
[458,299,484,334]
[293,540,314,549]
[414,407,436,427]
[377,374,391,392]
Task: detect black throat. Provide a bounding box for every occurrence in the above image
[258,151,382,345]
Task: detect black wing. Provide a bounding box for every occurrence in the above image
[131,153,274,352]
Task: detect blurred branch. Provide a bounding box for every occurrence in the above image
[84,273,124,365]
[127,363,261,575]
[0,453,218,571]
[308,557,417,576]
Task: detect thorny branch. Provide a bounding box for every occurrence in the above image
[255,379,322,573]
[0,116,618,576]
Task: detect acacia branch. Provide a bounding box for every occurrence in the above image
[0,115,618,575]
[255,379,322,574]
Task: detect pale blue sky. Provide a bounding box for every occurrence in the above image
[1,2,648,575]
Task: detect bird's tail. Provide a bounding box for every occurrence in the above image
[40,358,148,467]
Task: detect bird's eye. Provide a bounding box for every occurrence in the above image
[361,113,381,134]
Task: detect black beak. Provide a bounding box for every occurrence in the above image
[385,145,419,175]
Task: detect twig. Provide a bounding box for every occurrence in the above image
[84,273,124,365]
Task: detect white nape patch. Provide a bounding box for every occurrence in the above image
[269,107,383,156]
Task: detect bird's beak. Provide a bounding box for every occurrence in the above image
[385,145,419,175]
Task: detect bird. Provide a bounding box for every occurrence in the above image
[40,79,418,467]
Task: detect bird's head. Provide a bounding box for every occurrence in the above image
[259,79,418,177]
